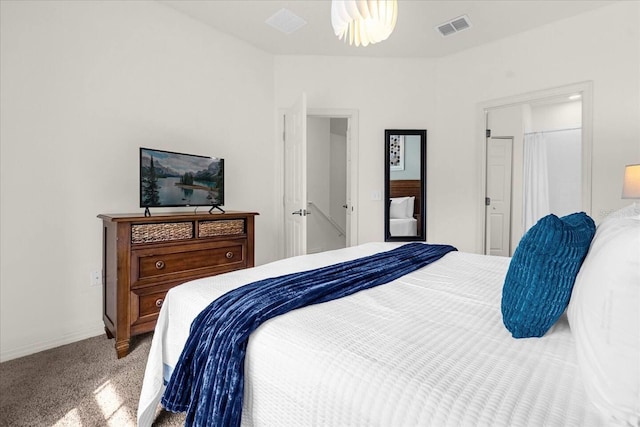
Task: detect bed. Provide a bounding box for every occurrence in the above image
[137,206,639,427]
[389,216,417,236]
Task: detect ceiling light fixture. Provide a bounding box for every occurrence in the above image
[331,0,398,47]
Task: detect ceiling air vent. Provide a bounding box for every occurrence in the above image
[436,15,472,37]
[265,8,307,35]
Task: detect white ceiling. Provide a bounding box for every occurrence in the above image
[159,0,614,58]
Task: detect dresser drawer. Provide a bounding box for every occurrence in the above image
[131,221,194,244]
[130,285,171,330]
[130,240,246,288]
[136,289,167,322]
[199,219,245,237]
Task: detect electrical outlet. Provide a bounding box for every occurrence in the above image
[90,270,102,287]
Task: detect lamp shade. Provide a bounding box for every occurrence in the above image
[331,0,398,47]
[622,164,640,198]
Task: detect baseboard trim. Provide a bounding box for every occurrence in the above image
[1,323,105,362]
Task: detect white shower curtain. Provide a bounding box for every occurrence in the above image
[544,129,582,217]
[523,132,550,232]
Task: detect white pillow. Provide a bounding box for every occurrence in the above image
[389,197,410,219]
[567,204,640,425]
[406,196,415,218]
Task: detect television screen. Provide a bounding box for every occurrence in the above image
[140,148,224,208]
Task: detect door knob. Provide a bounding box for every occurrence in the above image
[291,209,308,216]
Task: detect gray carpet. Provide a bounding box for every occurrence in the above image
[0,333,185,426]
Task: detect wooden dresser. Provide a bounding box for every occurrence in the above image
[98,211,258,358]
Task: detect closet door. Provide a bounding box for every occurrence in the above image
[485,137,513,257]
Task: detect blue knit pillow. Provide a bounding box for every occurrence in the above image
[501,212,595,338]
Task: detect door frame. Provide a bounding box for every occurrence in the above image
[476,81,593,254]
[276,108,359,259]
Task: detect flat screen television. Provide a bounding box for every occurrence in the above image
[140,147,224,214]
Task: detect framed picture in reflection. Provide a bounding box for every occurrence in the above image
[390,135,404,171]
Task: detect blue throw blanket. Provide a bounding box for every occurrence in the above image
[161,242,457,427]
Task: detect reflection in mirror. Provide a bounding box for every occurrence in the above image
[385,129,426,241]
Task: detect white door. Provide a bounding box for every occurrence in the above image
[485,137,513,256]
[284,94,308,258]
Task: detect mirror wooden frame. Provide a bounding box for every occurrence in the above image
[384,129,427,242]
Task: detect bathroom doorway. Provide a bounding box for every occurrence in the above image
[479,82,592,255]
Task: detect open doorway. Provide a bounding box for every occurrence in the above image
[279,101,359,259]
[479,82,593,255]
[307,117,348,253]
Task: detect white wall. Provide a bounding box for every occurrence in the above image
[531,100,582,131]
[330,119,348,233]
[433,1,640,252]
[307,117,331,215]
[0,0,276,361]
[307,117,330,253]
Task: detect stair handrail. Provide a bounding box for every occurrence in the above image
[307,201,345,237]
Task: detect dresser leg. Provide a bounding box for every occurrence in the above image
[115,338,130,359]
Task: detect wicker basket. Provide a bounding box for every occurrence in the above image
[131,222,193,244]
[199,219,245,238]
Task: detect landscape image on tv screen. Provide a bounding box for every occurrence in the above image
[140,148,224,207]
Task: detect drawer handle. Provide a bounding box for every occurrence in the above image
[155,260,165,270]
[155,298,164,308]
[225,251,234,259]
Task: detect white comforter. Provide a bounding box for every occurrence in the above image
[137,242,604,426]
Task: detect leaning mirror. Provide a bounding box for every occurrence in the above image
[384,129,427,242]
